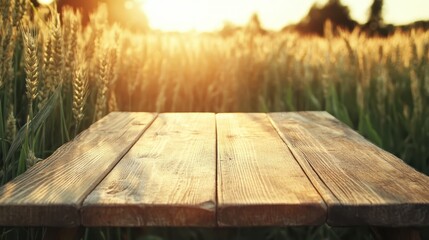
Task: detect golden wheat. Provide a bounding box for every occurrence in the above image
[51,19,63,86]
[72,63,88,123]
[94,46,109,120]
[62,7,81,90]
[22,26,39,104]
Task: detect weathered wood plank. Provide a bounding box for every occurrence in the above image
[0,112,157,226]
[269,111,429,226]
[216,113,326,226]
[82,113,216,227]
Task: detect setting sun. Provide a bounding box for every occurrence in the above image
[140,0,301,32]
[135,0,429,32]
[141,0,226,32]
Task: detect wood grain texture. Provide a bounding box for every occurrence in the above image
[216,113,326,226]
[0,112,157,226]
[82,113,216,227]
[269,111,429,226]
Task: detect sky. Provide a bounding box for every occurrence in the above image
[136,0,429,31]
[36,0,429,31]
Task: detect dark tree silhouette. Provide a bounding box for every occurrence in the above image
[293,0,357,36]
[368,0,383,24]
[364,0,389,36]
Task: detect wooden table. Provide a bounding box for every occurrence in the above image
[1,112,429,239]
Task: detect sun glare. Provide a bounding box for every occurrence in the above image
[141,0,224,32]
[133,0,429,32]
[37,0,54,5]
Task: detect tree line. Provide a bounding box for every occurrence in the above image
[32,0,428,36]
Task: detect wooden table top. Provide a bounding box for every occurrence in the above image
[1,112,429,227]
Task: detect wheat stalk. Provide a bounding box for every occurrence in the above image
[63,7,82,90]
[1,0,12,22]
[52,20,63,86]
[108,91,118,112]
[22,26,39,106]
[5,106,17,142]
[37,26,55,109]
[95,47,109,121]
[12,0,27,26]
[0,20,16,91]
[72,61,88,135]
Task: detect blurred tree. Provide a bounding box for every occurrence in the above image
[367,0,383,26]
[364,0,389,36]
[219,21,241,37]
[31,0,149,31]
[30,0,99,23]
[245,13,267,35]
[293,0,357,36]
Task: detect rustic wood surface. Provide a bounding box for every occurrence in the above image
[0,112,157,226]
[216,113,326,226]
[82,113,217,227]
[1,111,429,230]
[270,111,429,226]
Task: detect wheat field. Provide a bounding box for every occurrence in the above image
[0,1,428,240]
